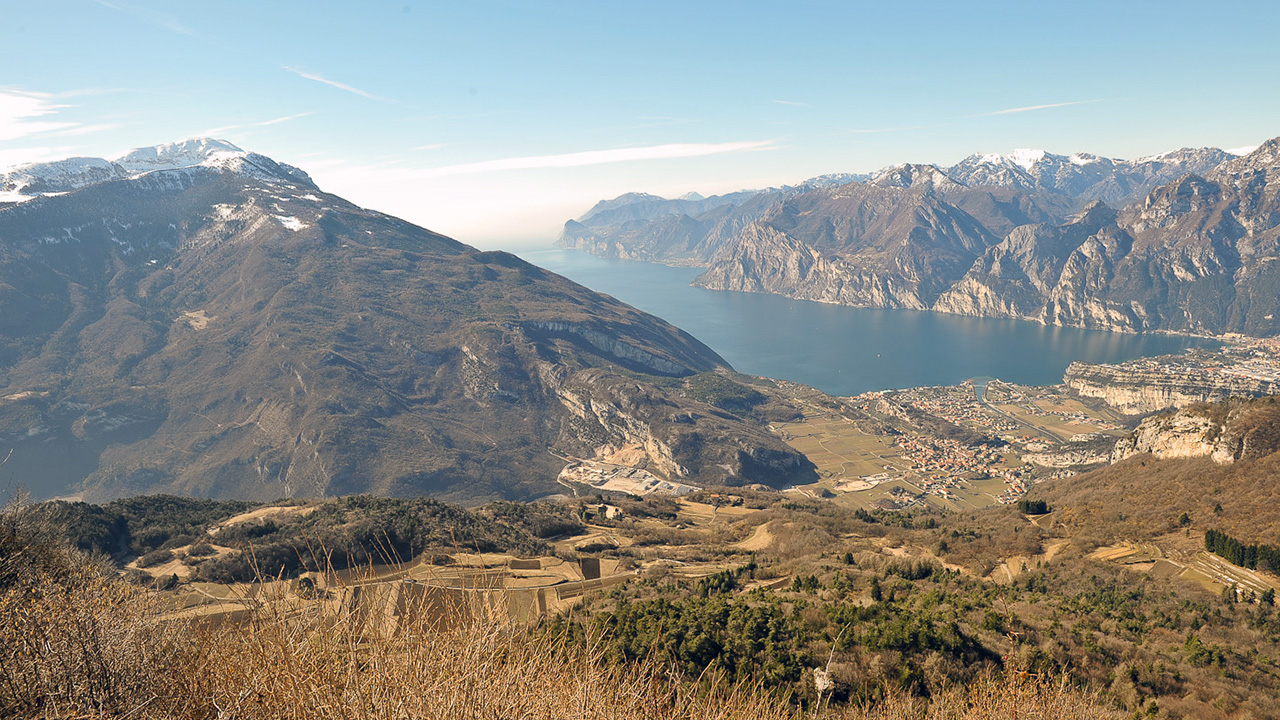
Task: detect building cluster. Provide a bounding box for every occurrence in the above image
[897,387,1022,435]
[892,435,1029,503]
[1100,341,1280,388]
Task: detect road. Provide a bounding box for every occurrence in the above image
[972,378,1065,443]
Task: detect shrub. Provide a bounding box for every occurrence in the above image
[135,548,174,568]
[185,542,216,557]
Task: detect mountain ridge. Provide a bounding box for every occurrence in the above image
[561,139,1280,335]
[0,139,814,503]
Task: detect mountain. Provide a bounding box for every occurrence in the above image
[560,188,783,266]
[945,146,1234,207]
[561,140,1280,335]
[939,139,1280,333]
[558,145,1232,270]
[0,139,315,207]
[692,170,1016,308]
[0,139,813,503]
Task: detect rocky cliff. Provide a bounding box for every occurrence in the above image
[1063,361,1277,415]
[693,170,1009,307]
[1110,399,1280,464]
[553,370,813,487]
[692,223,935,309]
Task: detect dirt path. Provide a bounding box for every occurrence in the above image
[988,539,1073,584]
[211,504,317,535]
[1042,540,1069,562]
[735,523,774,551]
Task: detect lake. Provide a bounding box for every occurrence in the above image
[519,248,1219,396]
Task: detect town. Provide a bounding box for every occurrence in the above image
[772,375,1131,512]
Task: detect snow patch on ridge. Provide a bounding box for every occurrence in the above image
[275,215,307,231]
[1136,149,1180,162]
[113,138,244,174]
[1006,148,1047,171]
[0,189,35,204]
[972,149,1051,171]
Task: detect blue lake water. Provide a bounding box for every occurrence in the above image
[519,248,1219,396]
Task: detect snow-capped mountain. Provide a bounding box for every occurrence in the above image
[945,146,1233,205]
[112,137,245,173]
[794,172,874,190]
[0,138,313,206]
[0,157,129,203]
[869,163,965,191]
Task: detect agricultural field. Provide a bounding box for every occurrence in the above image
[1090,536,1279,601]
[774,414,904,482]
[125,498,774,630]
[989,389,1127,442]
[772,400,1032,511]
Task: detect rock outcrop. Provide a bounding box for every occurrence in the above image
[1063,361,1277,415]
[1111,400,1280,465]
[553,369,813,487]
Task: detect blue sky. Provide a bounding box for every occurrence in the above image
[2,0,1277,246]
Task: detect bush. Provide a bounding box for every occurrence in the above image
[1,494,1122,720]
[135,549,174,568]
[185,542,216,557]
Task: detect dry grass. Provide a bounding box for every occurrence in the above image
[839,672,1121,720]
[0,498,1119,720]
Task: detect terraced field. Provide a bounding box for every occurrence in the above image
[1091,540,1278,600]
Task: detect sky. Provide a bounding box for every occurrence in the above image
[2,0,1278,248]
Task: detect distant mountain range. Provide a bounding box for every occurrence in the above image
[561,141,1280,335]
[0,139,813,502]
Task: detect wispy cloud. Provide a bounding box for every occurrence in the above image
[50,122,121,137]
[283,67,393,102]
[981,99,1101,116]
[845,125,917,135]
[0,90,78,141]
[402,140,776,178]
[413,143,448,151]
[91,0,195,36]
[199,112,313,136]
[0,145,77,170]
[50,87,131,99]
[772,99,811,107]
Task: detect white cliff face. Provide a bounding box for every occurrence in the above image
[1111,412,1223,463]
[548,368,814,489]
[1064,361,1278,415]
[1111,400,1280,465]
[555,383,689,479]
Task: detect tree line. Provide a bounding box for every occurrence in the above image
[1204,528,1280,574]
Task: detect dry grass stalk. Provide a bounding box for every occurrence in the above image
[1,496,1118,720]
